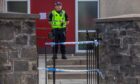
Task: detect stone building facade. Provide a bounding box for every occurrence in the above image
[0,0,4,13]
[1,0,140,18]
[96,14,140,84]
[100,0,140,18]
[0,13,39,84]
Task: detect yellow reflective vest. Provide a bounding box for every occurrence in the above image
[51,10,66,29]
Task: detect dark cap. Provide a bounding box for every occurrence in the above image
[54,2,62,6]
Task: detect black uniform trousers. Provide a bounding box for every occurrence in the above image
[52,28,66,57]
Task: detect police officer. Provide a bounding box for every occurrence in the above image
[48,2,69,59]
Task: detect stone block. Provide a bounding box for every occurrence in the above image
[134,22,140,31]
[0,23,14,40]
[5,66,12,71]
[32,63,37,71]
[110,23,120,29]
[138,78,140,84]
[123,37,137,45]
[3,74,14,84]
[0,53,7,63]
[26,75,38,84]
[14,21,22,34]
[16,35,28,45]
[22,21,35,34]
[104,76,118,84]
[14,73,24,84]
[28,61,37,71]
[108,65,120,73]
[11,74,38,84]
[0,53,7,72]
[21,47,37,59]
[132,57,140,64]
[14,61,28,71]
[126,29,140,36]
[119,21,135,29]
[30,35,36,45]
[120,30,126,36]
[0,41,17,52]
[111,54,132,65]
[130,45,140,57]
[110,38,120,45]
[111,55,123,64]
[10,73,37,84]
[120,64,135,76]
[124,78,138,84]
[134,64,140,75]
[106,30,120,39]
[8,51,18,59]
[0,78,3,84]
[96,23,106,33]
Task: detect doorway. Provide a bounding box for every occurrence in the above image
[75,0,99,53]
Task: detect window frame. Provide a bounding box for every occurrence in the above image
[5,0,30,14]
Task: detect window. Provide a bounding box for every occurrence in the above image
[6,0,30,13]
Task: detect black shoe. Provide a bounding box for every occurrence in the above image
[62,56,67,59]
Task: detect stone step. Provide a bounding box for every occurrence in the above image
[45,56,96,65]
[47,65,87,70]
[46,59,96,66]
[39,54,86,57]
[44,55,86,65]
[46,59,87,65]
[39,55,95,59]
[48,79,88,84]
[39,56,97,80]
[48,73,86,79]
[47,72,97,79]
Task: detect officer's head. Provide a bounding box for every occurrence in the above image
[54,2,62,11]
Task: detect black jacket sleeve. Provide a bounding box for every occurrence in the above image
[48,12,53,21]
[65,13,69,21]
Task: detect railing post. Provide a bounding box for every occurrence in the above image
[96,29,100,84]
[86,29,100,84]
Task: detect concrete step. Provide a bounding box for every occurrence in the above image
[39,55,87,59]
[39,55,97,80]
[48,79,88,84]
[47,65,97,79]
[43,55,87,65]
[47,59,87,65]
[45,56,95,65]
[48,65,87,70]
[39,54,86,57]
[48,73,87,79]
[48,72,97,79]
[46,59,96,66]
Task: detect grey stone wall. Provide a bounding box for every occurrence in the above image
[0,13,39,84]
[96,15,140,84]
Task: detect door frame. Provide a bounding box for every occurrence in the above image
[75,0,100,53]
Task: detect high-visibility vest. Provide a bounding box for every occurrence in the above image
[51,10,66,29]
